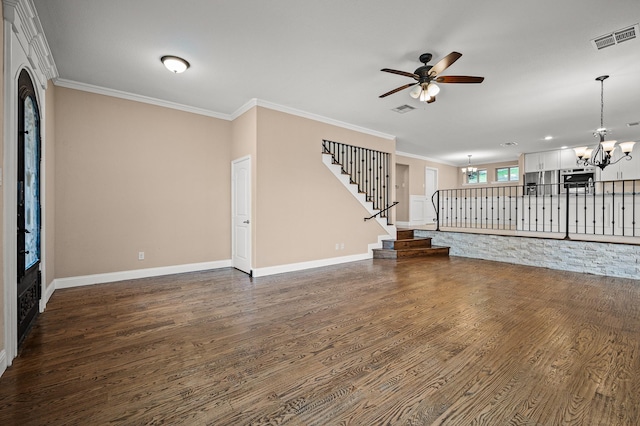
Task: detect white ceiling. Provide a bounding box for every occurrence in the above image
[33,0,640,166]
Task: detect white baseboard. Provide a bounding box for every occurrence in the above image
[0,349,6,378]
[252,253,372,277]
[395,221,411,227]
[54,260,232,289]
[39,280,56,312]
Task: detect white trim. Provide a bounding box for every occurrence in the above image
[40,281,55,311]
[396,150,456,167]
[252,253,373,278]
[0,349,6,378]
[53,78,231,120]
[3,0,56,366]
[234,99,396,141]
[54,260,232,289]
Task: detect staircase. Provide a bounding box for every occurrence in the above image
[373,229,449,259]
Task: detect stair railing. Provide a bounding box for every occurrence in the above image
[322,139,394,224]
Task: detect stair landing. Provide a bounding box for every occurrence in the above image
[373,229,449,259]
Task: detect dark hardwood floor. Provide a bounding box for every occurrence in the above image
[1,256,639,425]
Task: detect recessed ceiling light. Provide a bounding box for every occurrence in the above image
[544,136,553,140]
[561,146,568,149]
[500,142,518,147]
[161,55,190,73]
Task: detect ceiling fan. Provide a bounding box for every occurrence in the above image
[379,52,484,103]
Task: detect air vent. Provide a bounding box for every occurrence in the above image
[500,142,518,147]
[627,121,640,127]
[591,24,638,50]
[392,104,415,114]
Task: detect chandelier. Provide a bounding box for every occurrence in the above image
[461,154,477,179]
[574,75,635,170]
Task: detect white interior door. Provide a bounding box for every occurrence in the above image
[232,156,251,274]
[425,167,438,223]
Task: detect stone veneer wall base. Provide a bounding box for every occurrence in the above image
[415,230,640,280]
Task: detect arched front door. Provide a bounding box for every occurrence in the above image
[17,69,42,347]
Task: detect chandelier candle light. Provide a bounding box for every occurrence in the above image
[461,154,477,179]
[574,75,635,170]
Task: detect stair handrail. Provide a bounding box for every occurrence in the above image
[364,201,399,222]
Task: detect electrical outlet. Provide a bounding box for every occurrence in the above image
[138,251,145,260]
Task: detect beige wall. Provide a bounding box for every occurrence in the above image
[395,154,458,195]
[44,81,56,289]
[54,88,232,278]
[254,107,395,268]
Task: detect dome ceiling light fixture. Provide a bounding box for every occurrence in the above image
[574,75,635,170]
[161,55,190,73]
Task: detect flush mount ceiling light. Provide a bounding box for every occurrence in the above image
[574,75,635,170]
[161,55,190,73]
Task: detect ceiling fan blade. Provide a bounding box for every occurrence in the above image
[435,75,485,83]
[381,68,419,79]
[428,51,462,77]
[427,96,436,104]
[379,82,418,98]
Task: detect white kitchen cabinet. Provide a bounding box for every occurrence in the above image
[599,149,640,181]
[524,150,560,172]
[559,148,579,170]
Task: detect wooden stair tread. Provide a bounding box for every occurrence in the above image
[375,229,449,259]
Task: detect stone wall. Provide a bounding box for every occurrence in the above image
[415,230,640,280]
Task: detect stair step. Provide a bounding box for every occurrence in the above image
[382,237,432,250]
[396,229,415,240]
[373,246,450,259]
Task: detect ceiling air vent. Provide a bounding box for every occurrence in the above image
[591,24,638,50]
[392,104,415,114]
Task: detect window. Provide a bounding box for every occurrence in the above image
[496,166,519,182]
[467,169,487,184]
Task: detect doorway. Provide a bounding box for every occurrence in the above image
[231,156,252,274]
[395,164,409,223]
[17,69,42,347]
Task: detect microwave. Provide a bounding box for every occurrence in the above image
[560,168,596,193]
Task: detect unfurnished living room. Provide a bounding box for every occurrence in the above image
[1,0,639,424]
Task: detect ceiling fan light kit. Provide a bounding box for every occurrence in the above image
[574,75,635,170]
[379,51,484,104]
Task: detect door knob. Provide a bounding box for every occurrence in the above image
[243,220,250,224]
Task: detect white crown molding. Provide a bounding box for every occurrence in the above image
[53,78,232,120]
[3,0,58,85]
[54,260,232,289]
[233,98,396,141]
[396,150,457,167]
[52,81,398,143]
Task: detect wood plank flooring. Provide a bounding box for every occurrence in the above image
[1,256,640,425]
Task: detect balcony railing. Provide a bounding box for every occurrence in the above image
[434,180,639,239]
